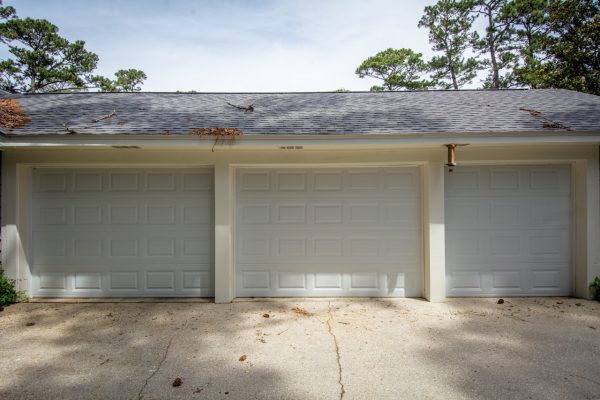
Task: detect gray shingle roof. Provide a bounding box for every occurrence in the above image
[2,89,599,136]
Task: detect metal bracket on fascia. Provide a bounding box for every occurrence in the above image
[444,143,469,171]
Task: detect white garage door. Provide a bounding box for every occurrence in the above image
[445,165,571,296]
[235,167,422,297]
[31,168,214,297]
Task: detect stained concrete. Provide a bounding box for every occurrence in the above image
[0,298,599,399]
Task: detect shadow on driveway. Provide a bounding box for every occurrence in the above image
[0,298,599,399]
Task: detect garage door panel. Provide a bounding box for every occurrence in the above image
[490,270,524,290]
[528,232,570,258]
[239,199,419,226]
[447,198,570,229]
[33,267,213,296]
[34,233,213,264]
[447,229,570,263]
[528,168,570,193]
[237,260,420,271]
[528,198,570,227]
[237,235,419,263]
[313,171,344,191]
[145,271,176,290]
[530,268,567,291]
[445,200,485,226]
[448,269,516,295]
[382,200,420,225]
[236,167,422,298]
[236,268,421,297]
[35,169,213,193]
[31,168,214,297]
[447,233,484,257]
[446,167,570,197]
[239,169,420,193]
[383,170,418,190]
[448,263,569,296]
[36,171,69,192]
[34,201,213,229]
[74,272,103,290]
[446,165,571,297]
[182,270,212,290]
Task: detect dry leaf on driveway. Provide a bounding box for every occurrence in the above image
[292,307,313,316]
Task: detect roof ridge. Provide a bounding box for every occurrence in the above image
[19,88,539,95]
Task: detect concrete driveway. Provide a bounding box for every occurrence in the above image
[0,298,599,400]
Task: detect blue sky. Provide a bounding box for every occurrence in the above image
[4,0,439,91]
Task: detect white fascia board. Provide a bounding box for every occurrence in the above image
[0,132,599,150]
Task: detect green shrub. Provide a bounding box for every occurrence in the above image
[0,269,19,306]
[591,277,600,301]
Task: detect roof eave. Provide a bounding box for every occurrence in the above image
[1,130,599,150]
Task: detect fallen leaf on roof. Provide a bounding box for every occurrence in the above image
[292,307,313,316]
[0,98,31,129]
[542,121,569,130]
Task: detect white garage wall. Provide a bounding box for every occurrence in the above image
[1,143,598,301]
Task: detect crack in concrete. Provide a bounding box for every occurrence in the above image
[564,371,600,388]
[327,302,346,400]
[137,336,174,400]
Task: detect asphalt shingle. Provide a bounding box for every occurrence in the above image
[1,89,599,136]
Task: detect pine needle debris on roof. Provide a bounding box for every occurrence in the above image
[190,127,242,137]
[0,98,31,129]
